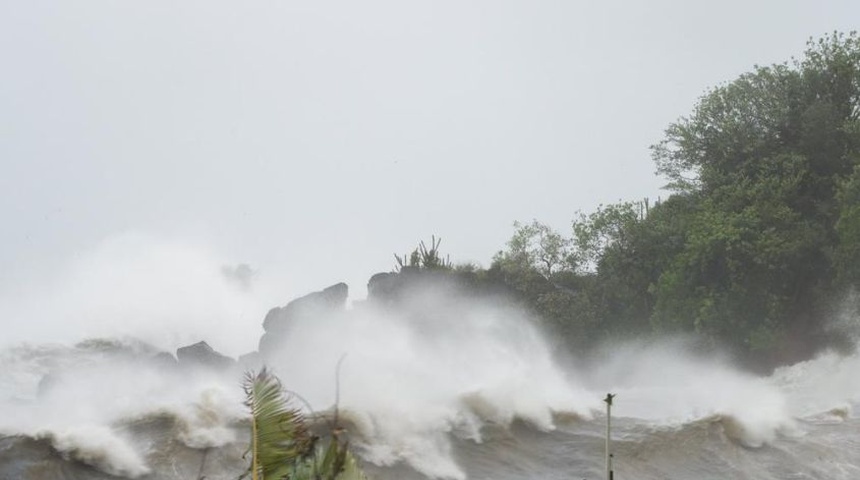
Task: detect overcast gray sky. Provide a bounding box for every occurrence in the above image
[2,0,859,308]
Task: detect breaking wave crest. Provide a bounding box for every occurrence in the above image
[3,262,860,479]
[0,339,247,478]
[34,426,151,478]
[262,287,598,480]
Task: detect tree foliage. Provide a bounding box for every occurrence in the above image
[647,32,860,362]
[835,164,860,285]
[242,369,366,480]
[395,235,452,271]
[572,202,645,274]
[493,220,574,277]
[489,32,860,369]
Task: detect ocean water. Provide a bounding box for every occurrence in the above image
[2,240,858,479]
[2,305,859,480]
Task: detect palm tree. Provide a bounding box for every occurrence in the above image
[241,368,366,480]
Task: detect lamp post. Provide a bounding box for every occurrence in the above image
[604,393,615,480]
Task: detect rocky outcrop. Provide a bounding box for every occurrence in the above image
[238,351,263,371]
[150,351,179,369]
[259,282,349,358]
[367,271,400,302]
[176,341,235,370]
[366,267,472,306]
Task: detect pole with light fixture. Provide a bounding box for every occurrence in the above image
[604,393,615,480]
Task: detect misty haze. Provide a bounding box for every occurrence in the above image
[3,2,860,480]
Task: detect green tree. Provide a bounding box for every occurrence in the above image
[242,369,366,480]
[394,235,453,271]
[572,202,643,273]
[834,164,860,285]
[489,32,860,368]
[491,221,602,347]
[648,32,860,365]
[494,220,575,277]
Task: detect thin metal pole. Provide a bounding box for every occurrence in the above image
[604,393,615,480]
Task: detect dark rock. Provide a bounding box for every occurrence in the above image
[258,333,275,359]
[238,351,263,371]
[176,341,235,370]
[259,282,349,358]
[262,282,348,333]
[367,272,398,302]
[150,351,178,369]
[366,269,455,305]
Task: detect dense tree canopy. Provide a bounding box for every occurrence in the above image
[488,32,860,370]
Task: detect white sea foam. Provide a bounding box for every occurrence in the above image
[5,233,860,478]
[35,425,151,478]
[580,339,796,447]
[771,348,860,418]
[0,232,287,357]
[174,386,242,449]
[264,286,596,479]
[0,340,245,476]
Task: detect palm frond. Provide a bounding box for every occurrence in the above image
[321,437,367,480]
[241,368,368,480]
[242,368,316,480]
[290,436,366,480]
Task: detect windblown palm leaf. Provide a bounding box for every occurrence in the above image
[289,440,366,480]
[241,368,368,480]
[314,432,366,480]
[242,368,315,480]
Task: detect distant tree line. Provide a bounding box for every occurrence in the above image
[411,32,860,371]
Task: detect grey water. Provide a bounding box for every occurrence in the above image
[2,313,860,480]
[2,252,859,480]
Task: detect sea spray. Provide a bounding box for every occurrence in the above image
[4,238,860,478]
[3,318,860,479]
[0,233,286,356]
[34,425,151,478]
[264,283,596,479]
[0,339,246,476]
[580,339,796,447]
[771,348,860,417]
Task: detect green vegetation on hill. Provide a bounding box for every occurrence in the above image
[418,32,860,371]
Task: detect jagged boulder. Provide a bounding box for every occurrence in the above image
[150,351,179,369]
[366,267,464,306]
[238,351,263,371]
[367,272,399,302]
[176,341,235,370]
[263,282,348,333]
[259,282,349,358]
